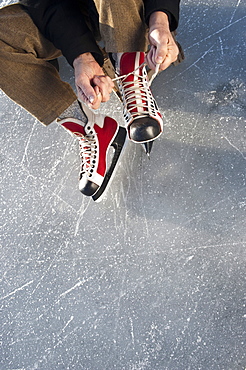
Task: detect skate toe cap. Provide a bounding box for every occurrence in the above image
[129,117,161,143]
[79,179,99,196]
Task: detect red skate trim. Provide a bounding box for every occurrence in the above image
[120,52,147,116]
[61,117,118,180]
[93,116,118,177]
[61,121,85,136]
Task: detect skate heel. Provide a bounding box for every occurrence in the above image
[111,125,127,150]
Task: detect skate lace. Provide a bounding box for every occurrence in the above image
[113,63,160,118]
[113,62,159,86]
[75,132,97,176]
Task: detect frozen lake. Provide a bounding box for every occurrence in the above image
[0,0,245,369]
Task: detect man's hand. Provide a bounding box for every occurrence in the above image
[146,12,179,71]
[73,53,114,110]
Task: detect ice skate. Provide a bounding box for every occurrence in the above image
[115,52,163,144]
[59,104,126,199]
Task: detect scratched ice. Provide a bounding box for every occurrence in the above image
[0,0,245,369]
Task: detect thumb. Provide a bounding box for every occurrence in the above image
[155,44,167,65]
[77,81,96,105]
[89,90,102,110]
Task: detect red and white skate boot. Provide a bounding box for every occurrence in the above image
[115,52,163,143]
[59,105,126,198]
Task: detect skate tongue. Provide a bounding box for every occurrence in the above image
[118,52,145,77]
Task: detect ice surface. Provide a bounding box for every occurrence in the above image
[0,0,245,369]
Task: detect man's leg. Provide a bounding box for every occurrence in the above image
[0,4,126,198]
[93,0,148,52]
[0,4,77,125]
[92,0,162,143]
[93,0,184,144]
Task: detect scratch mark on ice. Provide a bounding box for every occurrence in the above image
[219,37,224,56]
[51,191,78,213]
[184,255,195,265]
[58,274,95,301]
[74,198,92,236]
[54,326,79,349]
[113,272,126,346]
[167,45,215,82]
[185,241,245,252]
[164,186,246,238]
[59,280,86,298]
[186,15,246,50]
[21,121,37,165]
[32,244,64,294]
[229,0,242,24]
[129,317,135,347]
[0,280,34,301]
[223,136,246,160]
[61,316,74,333]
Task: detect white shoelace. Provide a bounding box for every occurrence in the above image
[113,63,160,119]
[75,133,97,176]
[113,62,160,86]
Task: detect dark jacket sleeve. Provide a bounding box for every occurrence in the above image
[144,0,180,31]
[19,0,104,66]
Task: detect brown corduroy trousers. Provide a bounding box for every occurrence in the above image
[0,2,179,125]
[0,1,149,125]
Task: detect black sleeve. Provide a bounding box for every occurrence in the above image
[144,0,181,31]
[19,0,104,66]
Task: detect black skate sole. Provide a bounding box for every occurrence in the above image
[92,126,127,202]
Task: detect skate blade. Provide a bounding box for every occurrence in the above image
[92,126,127,202]
[142,140,154,157]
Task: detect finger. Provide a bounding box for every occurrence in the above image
[93,76,113,102]
[155,43,168,65]
[88,91,102,110]
[159,53,174,71]
[77,81,96,105]
[94,85,100,95]
[94,75,114,92]
[146,46,157,70]
[159,44,179,71]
